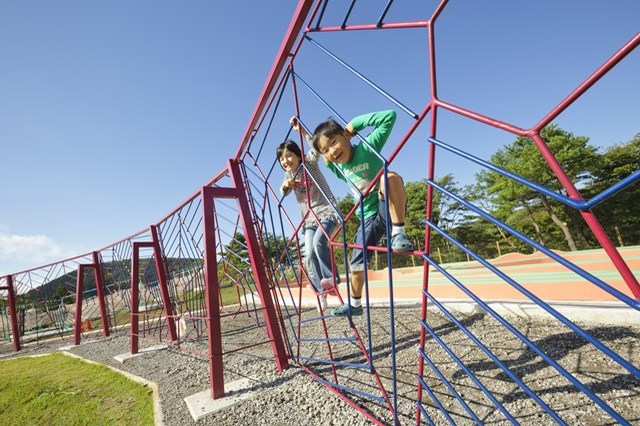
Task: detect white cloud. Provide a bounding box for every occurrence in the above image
[0,228,73,275]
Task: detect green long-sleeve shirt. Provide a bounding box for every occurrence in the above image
[327,110,397,220]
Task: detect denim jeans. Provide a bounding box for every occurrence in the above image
[349,199,388,272]
[304,219,340,292]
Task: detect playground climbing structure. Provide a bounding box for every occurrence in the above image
[1,1,638,424]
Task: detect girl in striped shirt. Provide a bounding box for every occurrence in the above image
[278,117,342,313]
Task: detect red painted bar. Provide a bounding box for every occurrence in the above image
[5,275,21,352]
[417,4,446,421]
[201,186,225,399]
[131,242,154,354]
[73,265,89,345]
[227,159,289,372]
[434,98,527,136]
[534,33,640,131]
[150,224,178,343]
[307,20,428,33]
[526,133,640,298]
[131,245,140,354]
[233,0,314,160]
[92,251,110,337]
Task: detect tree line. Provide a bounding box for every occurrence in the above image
[219,125,639,279]
[339,126,639,269]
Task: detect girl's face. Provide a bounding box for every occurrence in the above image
[279,148,301,172]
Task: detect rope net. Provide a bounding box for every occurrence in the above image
[1,1,638,424]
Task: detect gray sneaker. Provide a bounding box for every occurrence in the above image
[391,234,414,252]
[331,304,363,317]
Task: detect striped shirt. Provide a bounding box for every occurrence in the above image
[280,147,341,229]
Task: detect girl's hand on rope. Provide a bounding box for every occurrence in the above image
[291,115,312,142]
[282,178,295,191]
[290,116,300,132]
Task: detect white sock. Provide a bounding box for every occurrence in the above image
[351,297,362,308]
[319,295,327,308]
[392,224,405,236]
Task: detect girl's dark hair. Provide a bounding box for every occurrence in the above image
[311,118,344,152]
[276,140,302,170]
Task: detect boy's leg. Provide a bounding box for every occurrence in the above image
[381,171,414,252]
[331,207,386,317]
[350,270,364,298]
[380,171,406,224]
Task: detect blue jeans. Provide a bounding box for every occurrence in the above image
[350,199,388,272]
[304,219,340,292]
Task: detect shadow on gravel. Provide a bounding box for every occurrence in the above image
[502,372,639,401]
[449,325,639,400]
[326,312,486,366]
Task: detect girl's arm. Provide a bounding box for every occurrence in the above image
[290,116,312,142]
[291,116,321,164]
[280,174,294,197]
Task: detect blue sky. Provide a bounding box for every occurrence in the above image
[1,1,638,275]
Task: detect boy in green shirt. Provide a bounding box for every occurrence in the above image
[311,109,414,316]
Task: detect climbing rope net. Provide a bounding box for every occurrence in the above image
[1,1,639,424]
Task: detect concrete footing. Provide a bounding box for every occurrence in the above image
[184,378,255,421]
[114,344,168,363]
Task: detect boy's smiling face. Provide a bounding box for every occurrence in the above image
[317,131,353,164]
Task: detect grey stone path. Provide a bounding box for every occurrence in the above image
[6,307,640,425]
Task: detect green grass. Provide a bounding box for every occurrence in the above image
[220,285,243,306]
[0,353,154,426]
[183,285,251,307]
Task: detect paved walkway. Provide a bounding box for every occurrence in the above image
[295,245,640,305]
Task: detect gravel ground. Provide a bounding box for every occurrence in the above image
[6,306,640,425]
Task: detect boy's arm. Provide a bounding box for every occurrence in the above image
[348,110,397,153]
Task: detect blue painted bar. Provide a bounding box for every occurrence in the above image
[416,401,437,426]
[418,347,483,424]
[304,35,418,119]
[298,336,357,343]
[416,375,458,425]
[297,355,369,370]
[420,320,519,424]
[421,250,632,424]
[425,291,567,425]
[429,137,640,212]
[427,179,640,310]
[316,377,386,403]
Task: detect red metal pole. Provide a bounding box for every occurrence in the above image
[5,275,21,352]
[130,242,153,354]
[201,186,225,399]
[73,265,88,345]
[227,159,289,372]
[131,244,140,354]
[534,33,640,132]
[526,133,640,298]
[416,2,448,419]
[150,225,178,342]
[92,251,111,337]
[231,0,314,161]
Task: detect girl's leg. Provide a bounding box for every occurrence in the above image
[304,225,322,292]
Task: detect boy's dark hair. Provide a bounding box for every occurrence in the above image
[276,140,303,170]
[311,118,344,152]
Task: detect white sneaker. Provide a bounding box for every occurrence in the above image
[178,317,187,337]
[317,295,328,314]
